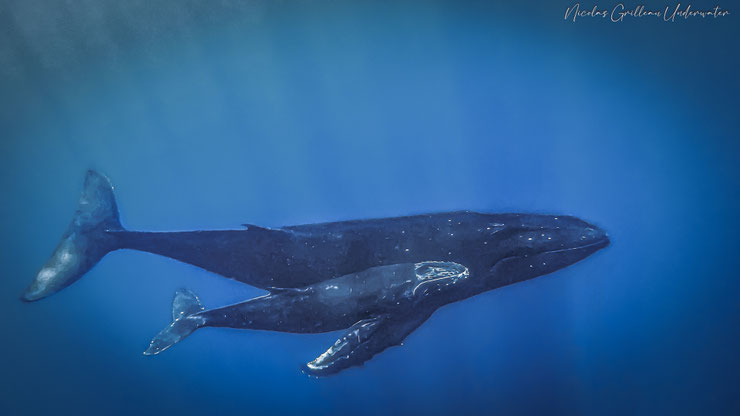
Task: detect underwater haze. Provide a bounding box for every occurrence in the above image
[1,1,738,415]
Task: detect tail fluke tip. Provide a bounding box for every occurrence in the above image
[22,170,122,302]
[143,289,205,356]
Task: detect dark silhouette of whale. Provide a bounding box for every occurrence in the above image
[23,170,609,376]
[143,230,607,376]
[23,171,609,303]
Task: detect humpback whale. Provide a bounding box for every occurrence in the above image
[23,170,609,303]
[143,228,607,376]
[23,170,609,376]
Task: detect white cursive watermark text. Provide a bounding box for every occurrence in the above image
[564,3,730,22]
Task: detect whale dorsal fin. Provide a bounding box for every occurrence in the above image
[241,224,293,237]
[302,312,432,377]
[241,224,274,231]
[266,286,291,294]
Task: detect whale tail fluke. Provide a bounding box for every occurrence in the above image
[143,289,205,356]
[22,170,124,302]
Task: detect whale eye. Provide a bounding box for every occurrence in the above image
[412,261,469,296]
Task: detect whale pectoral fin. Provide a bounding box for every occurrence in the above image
[303,312,432,377]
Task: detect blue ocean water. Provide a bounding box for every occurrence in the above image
[1,1,738,414]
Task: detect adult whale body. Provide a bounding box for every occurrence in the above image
[23,170,608,302]
[144,224,607,377]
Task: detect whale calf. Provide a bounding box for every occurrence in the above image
[23,170,609,302]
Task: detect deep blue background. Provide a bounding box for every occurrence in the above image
[1,1,738,415]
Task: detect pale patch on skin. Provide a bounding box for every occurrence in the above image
[412,261,469,296]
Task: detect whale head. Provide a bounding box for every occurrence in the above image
[480,214,609,288]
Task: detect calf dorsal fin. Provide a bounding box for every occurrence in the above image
[266,286,312,295]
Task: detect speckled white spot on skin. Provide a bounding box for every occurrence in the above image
[36,268,56,284]
[59,250,72,263]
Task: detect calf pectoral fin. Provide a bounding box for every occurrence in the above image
[303,312,432,377]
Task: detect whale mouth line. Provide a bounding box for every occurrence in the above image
[539,237,610,256]
[489,236,610,271]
